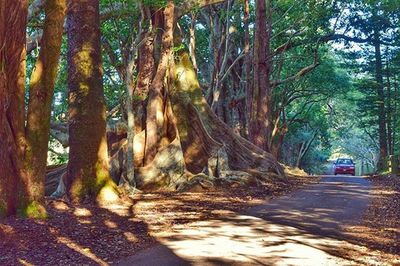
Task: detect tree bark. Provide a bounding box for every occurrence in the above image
[134,4,155,135]
[243,0,251,136]
[374,30,388,170]
[189,12,198,73]
[66,0,118,204]
[249,0,272,151]
[144,1,175,165]
[385,51,393,155]
[24,0,66,206]
[0,0,28,216]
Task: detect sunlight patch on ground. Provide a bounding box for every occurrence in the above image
[56,236,107,265]
[153,214,385,266]
[73,207,92,217]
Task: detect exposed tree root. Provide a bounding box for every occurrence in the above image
[45,52,284,196]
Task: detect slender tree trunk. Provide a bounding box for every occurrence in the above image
[189,12,198,72]
[24,0,66,206]
[0,0,28,216]
[66,0,118,204]
[125,51,136,188]
[134,5,154,136]
[374,31,388,170]
[385,51,393,155]
[249,0,272,151]
[393,74,398,153]
[243,0,251,136]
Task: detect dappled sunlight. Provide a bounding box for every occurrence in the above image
[73,207,92,217]
[104,219,118,229]
[18,258,33,266]
[74,43,95,80]
[52,200,69,211]
[123,231,138,242]
[152,213,381,265]
[56,235,107,265]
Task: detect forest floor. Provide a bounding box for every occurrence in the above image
[345,175,400,260]
[0,174,316,265]
[1,174,399,265]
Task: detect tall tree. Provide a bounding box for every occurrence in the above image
[65,0,119,203]
[24,0,66,209]
[248,0,272,151]
[0,0,28,216]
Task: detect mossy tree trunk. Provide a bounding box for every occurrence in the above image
[66,0,119,204]
[24,0,66,209]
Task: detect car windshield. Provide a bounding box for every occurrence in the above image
[336,159,353,165]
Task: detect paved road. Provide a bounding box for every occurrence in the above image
[117,175,386,266]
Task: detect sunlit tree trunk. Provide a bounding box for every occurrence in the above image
[0,0,29,216]
[143,1,175,165]
[24,0,66,207]
[66,0,118,204]
[189,12,198,73]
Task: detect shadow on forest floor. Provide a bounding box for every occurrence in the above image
[1,175,399,265]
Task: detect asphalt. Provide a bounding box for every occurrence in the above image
[117,175,384,266]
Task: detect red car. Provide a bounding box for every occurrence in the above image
[334,158,355,176]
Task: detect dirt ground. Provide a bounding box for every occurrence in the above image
[344,175,400,262]
[0,175,317,265]
[1,174,399,265]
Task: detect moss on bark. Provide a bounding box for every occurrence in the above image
[66,0,119,203]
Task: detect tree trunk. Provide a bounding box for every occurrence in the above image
[172,52,283,175]
[243,0,251,136]
[144,1,175,165]
[249,0,272,151]
[385,51,393,155]
[189,12,198,73]
[107,7,284,191]
[0,0,28,217]
[134,4,155,136]
[374,31,388,170]
[66,0,118,204]
[24,0,66,207]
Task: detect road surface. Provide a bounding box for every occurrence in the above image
[117,175,389,265]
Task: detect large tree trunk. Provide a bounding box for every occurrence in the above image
[172,53,282,174]
[108,0,283,191]
[248,0,273,151]
[0,0,28,216]
[66,0,118,204]
[24,0,66,207]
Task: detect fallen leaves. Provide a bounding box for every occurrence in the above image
[0,175,318,265]
[345,175,400,260]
